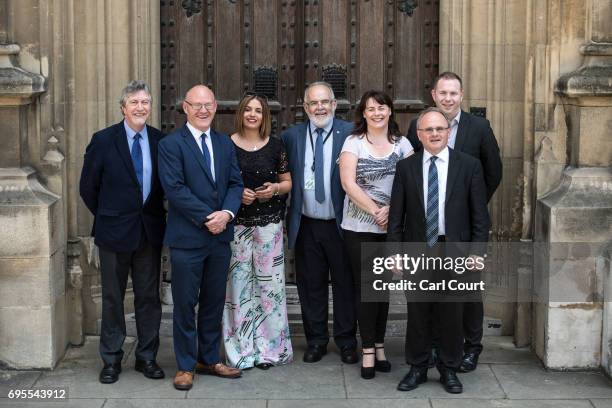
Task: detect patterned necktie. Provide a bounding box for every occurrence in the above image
[314,127,325,203]
[201,134,213,180]
[426,156,439,247]
[131,133,143,196]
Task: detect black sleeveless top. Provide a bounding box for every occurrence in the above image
[234,136,289,227]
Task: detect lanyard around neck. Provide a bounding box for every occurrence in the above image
[308,125,333,172]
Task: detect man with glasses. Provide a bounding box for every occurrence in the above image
[406,72,502,373]
[281,81,358,364]
[158,84,244,390]
[388,107,490,393]
[80,80,166,384]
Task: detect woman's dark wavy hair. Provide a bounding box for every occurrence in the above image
[353,90,402,144]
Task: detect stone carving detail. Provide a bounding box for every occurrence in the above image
[398,0,418,17]
[322,64,347,99]
[43,128,65,163]
[182,0,203,18]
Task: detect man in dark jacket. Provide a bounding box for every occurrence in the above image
[406,72,502,372]
[80,80,166,384]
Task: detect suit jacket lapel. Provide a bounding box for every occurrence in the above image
[411,151,425,213]
[453,110,468,152]
[144,126,159,205]
[114,122,140,188]
[445,148,460,205]
[181,125,215,185]
[330,119,343,180]
[296,121,307,189]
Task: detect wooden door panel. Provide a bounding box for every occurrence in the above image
[161,0,440,284]
[162,0,438,134]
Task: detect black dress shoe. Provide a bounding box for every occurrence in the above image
[340,346,358,364]
[458,352,479,373]
[135,359,165,379]
[255,363,273,370]
[303,345,327,363]
[99,363,121,384]
[397,366,427,391]
[428,348,439,368]
[438,367,463,394]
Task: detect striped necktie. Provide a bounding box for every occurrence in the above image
[426,156,439,247]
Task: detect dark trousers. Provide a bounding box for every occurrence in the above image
[294,217,357,348]
[170,240,231,371]
[98,235,162,365]
[462,300,484,354]
[405,301,463,369]
[343,229,389,349]
[405,239,463,370]
[430,294,484,356]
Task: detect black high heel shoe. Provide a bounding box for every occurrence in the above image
[374,345,392,372]
[361,351,376,379]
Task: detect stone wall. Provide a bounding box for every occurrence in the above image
[0,0,161,367]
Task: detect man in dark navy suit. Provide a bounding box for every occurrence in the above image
[80,80,166,384]
[406,72,502,372]
[158,85,243,390]
[281,82,358,364]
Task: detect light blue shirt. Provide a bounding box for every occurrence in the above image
[302,120,335,219]
[124,120,152,202]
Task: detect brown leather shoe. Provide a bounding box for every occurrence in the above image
[195,362,242,378]
[173,370,194,390]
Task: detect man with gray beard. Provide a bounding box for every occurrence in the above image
[282,82,358,364]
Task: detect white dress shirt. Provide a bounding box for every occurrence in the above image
[186,122,235,220]
[422,146,449,235]
[186,121,216,181]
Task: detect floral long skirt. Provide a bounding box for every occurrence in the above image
[222,221,293,368]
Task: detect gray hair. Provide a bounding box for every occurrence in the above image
[303,81,335,101]
[416,107,451,129]
[119,80,152,107]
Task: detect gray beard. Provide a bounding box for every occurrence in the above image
[307,113,334,128]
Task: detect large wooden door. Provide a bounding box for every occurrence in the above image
[160,0,439,283]
[160,0,439,134]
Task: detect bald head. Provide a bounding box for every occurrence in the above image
[183,85,217,132]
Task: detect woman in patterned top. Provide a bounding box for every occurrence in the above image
[222,94,293,370]
[339,90,413,379]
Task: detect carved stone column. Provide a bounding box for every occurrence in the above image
[0,43,68,369]
[534,0,612,369]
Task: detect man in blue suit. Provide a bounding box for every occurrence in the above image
[80,80,166,384]
[281,82,358,364]
[158,85,244,390]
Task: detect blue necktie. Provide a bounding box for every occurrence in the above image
[314,128,325,203]
[131,133,143,198]
[201,134,213,181]
[426,156,439,247]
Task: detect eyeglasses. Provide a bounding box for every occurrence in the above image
[184,100,215,111]
[305,99,333,108]
[417,126,450,135]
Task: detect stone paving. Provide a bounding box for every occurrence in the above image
[1,336,611,408]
